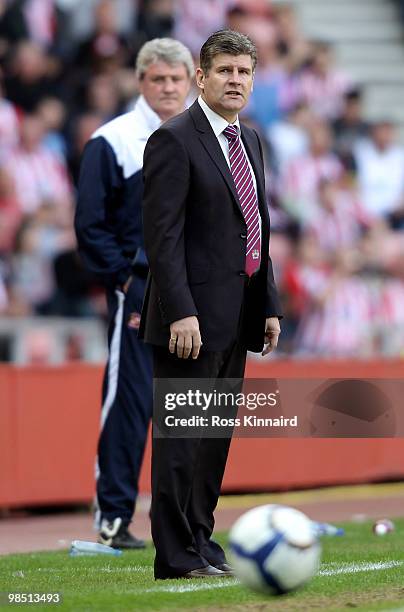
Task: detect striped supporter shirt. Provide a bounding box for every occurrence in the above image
[5,146,72,214]
[292,68,351,120]
[281,153,343,223]
[304,190,368,253]
[294,265,372,357]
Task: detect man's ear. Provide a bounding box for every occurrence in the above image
[196,67,205,91]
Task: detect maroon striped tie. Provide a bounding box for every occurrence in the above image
[223,124,261,276]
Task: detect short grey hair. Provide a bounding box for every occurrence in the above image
[136,38,194,80]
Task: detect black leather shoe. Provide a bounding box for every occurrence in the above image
[182,565,226,578]
[215,563,235,576]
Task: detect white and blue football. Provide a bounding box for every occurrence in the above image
[228,504,321,595]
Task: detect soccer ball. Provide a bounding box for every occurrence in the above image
[372,518,395,536]
[228,504,321,595]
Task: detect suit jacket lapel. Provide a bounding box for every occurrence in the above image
[189,102,244,218]
[240,126,269,227]
[189,102,269,227]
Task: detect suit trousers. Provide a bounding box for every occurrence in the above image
[151,337,247,579]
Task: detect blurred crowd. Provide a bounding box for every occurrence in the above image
[1,0,404,360]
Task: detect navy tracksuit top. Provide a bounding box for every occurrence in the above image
[74,95,162,288]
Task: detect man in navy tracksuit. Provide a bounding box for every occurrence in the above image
[74,38,193,548]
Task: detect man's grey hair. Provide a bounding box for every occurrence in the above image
[136,38,194,79]
[200,29,257,74]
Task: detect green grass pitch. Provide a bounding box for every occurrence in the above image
[1,520,404,611]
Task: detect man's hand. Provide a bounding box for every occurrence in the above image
[262,317,281,356]
[169,316,202,359]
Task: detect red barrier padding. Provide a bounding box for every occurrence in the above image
[1,360,404,508]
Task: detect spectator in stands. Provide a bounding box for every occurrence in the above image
[226,0,273,35]
[56,0,136,50]
[304,179,369,254]
[378,269,404,356]
[9,216,55,313]
[36,96,68,158]
[0,269,7,313]
[267,102,312,178]
[9,201,75,314]
[359,219,404,273]
[273,3,311,71]
[0,0,29,58]
[3,40,62,113]
[137,0,176,47]
[0,83,20,156]
[4,113,72,215]
[232,0,272,15]
[225,4,249,33]
[332,88,369,171]
[0,167,22,254]
[67,4,130,120]
[0,0,62,53]
[73,0,132,76]
[281,119,343,222]
[64,332,85,361]
[357,223,404,357]
[354,120,404,225]
[293,40,351,120]
[22,0,59,49]
[24,327,56,364]
[242,17,294,130]
[174,0,232,57]
[293,237,371,357]
[84,74,122,121]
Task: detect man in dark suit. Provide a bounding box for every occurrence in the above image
[141,29,282,579]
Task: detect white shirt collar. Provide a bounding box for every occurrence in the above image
[198,95,240,137]
[135,95,162,135]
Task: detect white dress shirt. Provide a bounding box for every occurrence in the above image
[198,95,258,197]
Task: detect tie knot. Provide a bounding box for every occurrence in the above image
[223,124,239,141]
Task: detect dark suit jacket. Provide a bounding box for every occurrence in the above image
[139,100,282,352]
